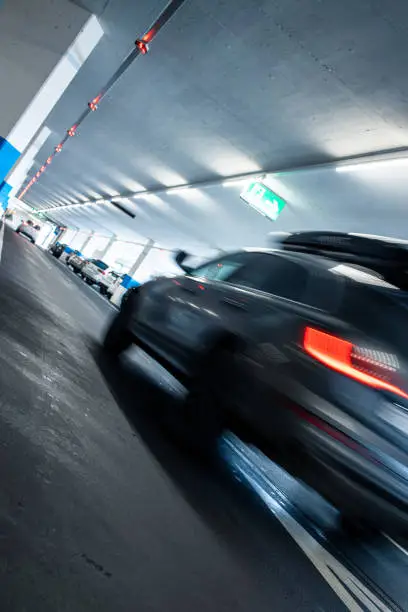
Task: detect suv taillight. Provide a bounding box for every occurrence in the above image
[303,326,408,399]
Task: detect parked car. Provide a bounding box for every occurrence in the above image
[67,252,87,274]
[65,249,82,262]
[16,220,41,243]
[49,242,67,258]
[104,231,408,532]
[81,259,109,286]
[100,271,124,297]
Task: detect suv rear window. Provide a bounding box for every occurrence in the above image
[231,253,308,302]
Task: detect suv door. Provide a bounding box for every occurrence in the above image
[209,253,312,441]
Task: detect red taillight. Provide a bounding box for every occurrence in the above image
[303,327,408,399]
[135,39,149,54]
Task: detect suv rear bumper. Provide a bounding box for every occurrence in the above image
[294,424,408,531]
[303,449,408,531]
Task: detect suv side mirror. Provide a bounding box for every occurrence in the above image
[174,250,193,274]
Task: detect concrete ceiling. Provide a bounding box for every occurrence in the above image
[20,0,408,250]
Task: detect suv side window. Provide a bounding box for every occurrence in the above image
[189,252,256,283]
[230,253,308,301]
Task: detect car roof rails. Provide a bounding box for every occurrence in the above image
[267,231,292,245]
[279,231,408,267]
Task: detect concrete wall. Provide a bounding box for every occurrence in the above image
[0,0,90,137]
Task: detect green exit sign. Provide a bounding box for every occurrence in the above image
[240,181,287,221]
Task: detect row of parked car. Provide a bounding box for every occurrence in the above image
[49,242,124,298]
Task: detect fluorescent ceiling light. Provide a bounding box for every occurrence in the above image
[336,158,408,173]
[222,178,252,187]
[137,193,156,201]
[111,196,131,203]
[223,175,264,188]
[149,169,187,187]
[119,179,146,192]
[63,201,90,209]
[166,185,190,194]
[140,193,166,207]
[98,186,119,197]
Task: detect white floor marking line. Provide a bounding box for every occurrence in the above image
[224,437,393,612]
[248,477,391,612]
[0,221,5,263]
[383,533,408,558]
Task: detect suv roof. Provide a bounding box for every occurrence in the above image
[279,231,408,262]
[276,231,408,290]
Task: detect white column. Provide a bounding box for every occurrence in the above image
[110,239,155,306]
[0,7,104,208]
[127,239,155,277]
[63,228,78,247]
[79,231,95,254]
[7,127,51,198]
[98,234,116,261]
[6,15,104,157]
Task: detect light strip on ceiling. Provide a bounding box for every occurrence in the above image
[17,0,189,201]
[336,157,408,173]
[166,185,190,194]
[33,172,271,211]
[223,177,259,187]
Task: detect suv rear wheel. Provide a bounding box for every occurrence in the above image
[103,288,139,356]
[163,346,231,457]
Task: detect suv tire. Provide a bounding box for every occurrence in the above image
[163,347,228,457]
[102,288,139,356]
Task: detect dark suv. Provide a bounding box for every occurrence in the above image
[104,231,408,530]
